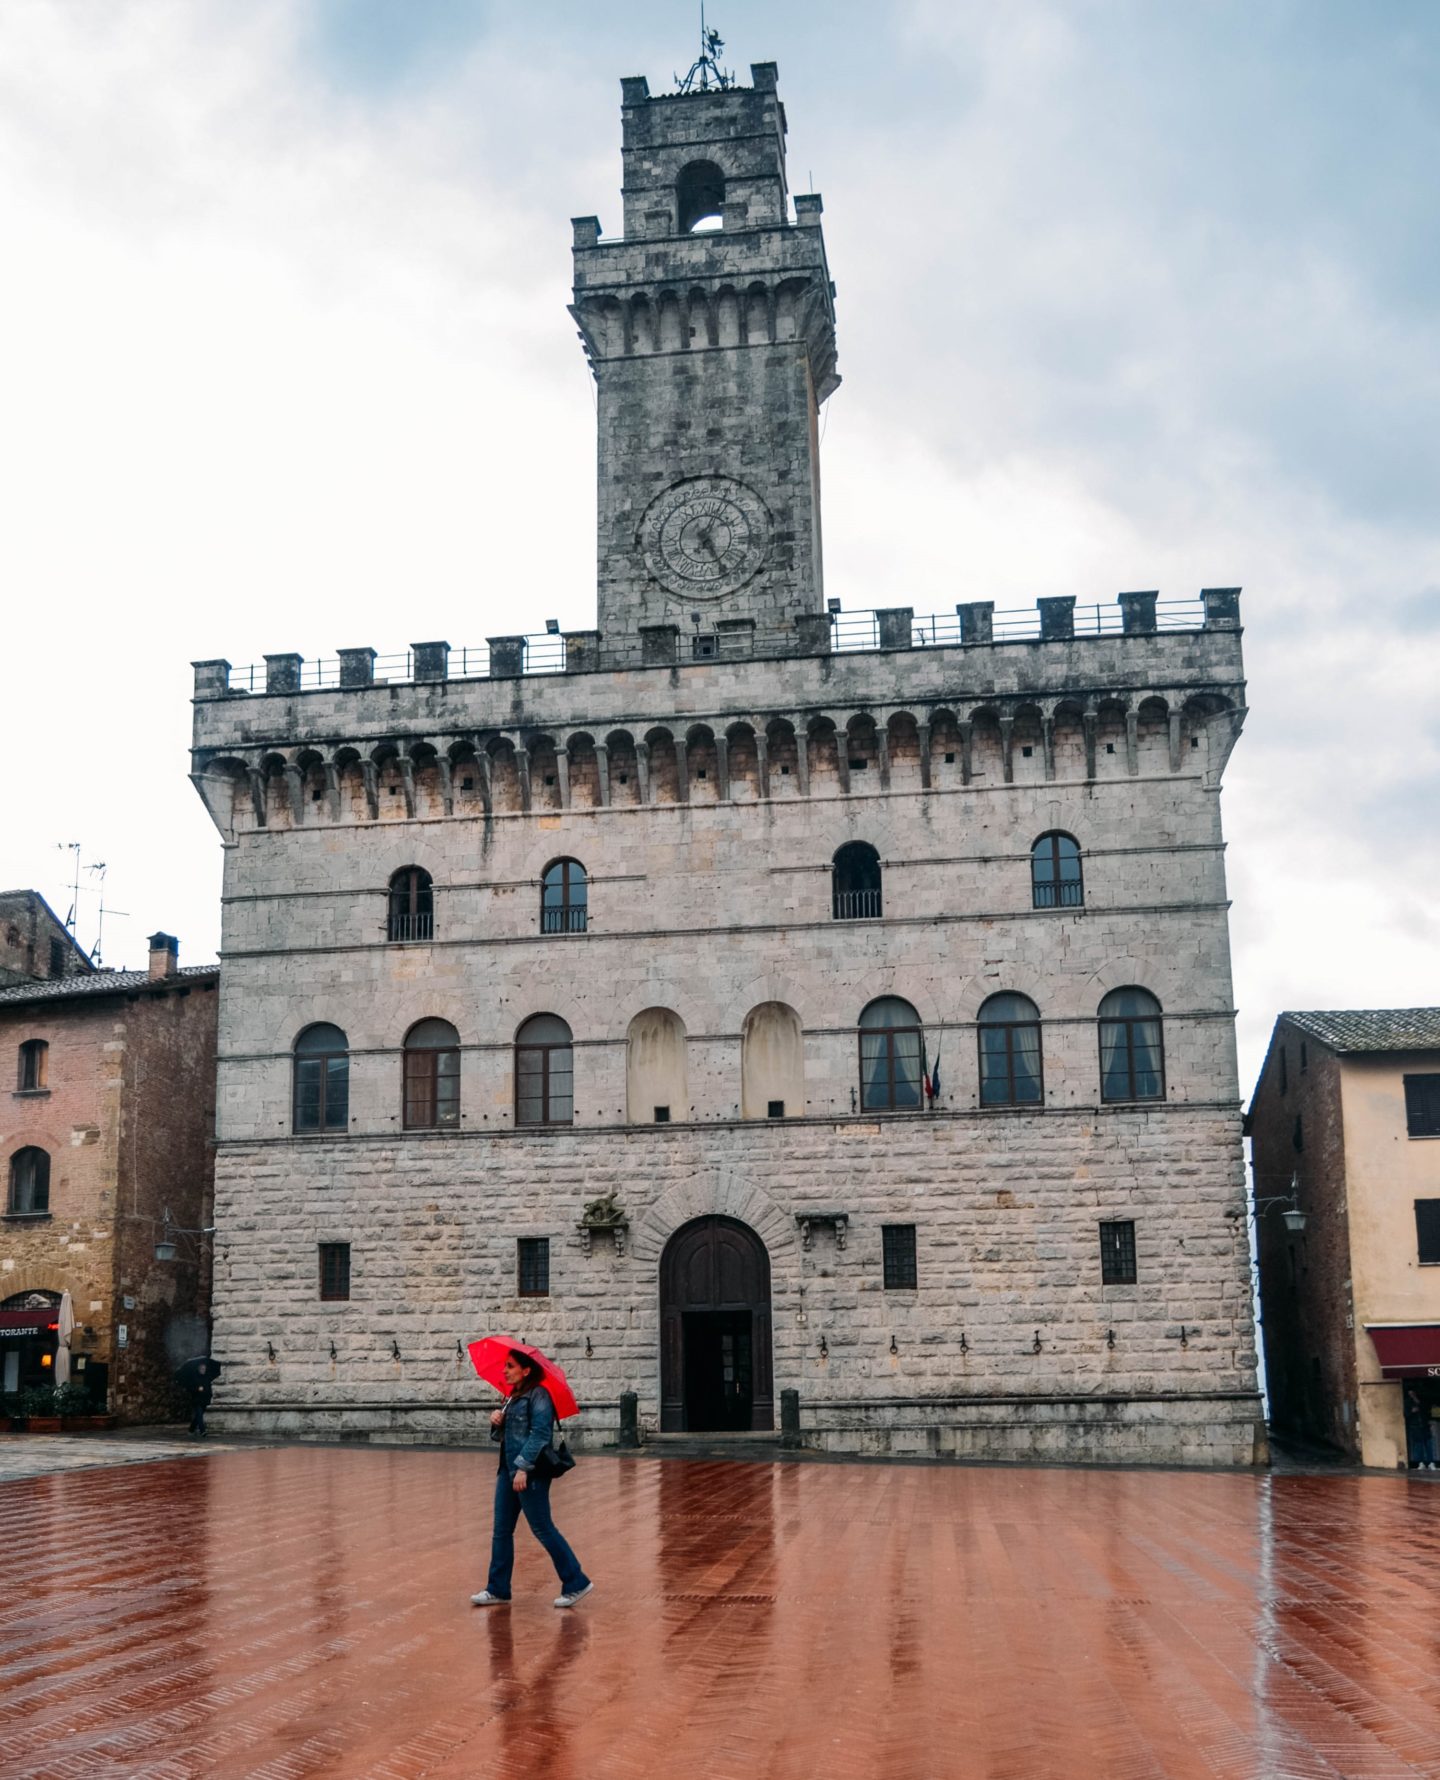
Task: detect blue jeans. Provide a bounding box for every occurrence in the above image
[487,1468,589,1598]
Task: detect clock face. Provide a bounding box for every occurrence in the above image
[640,476,770,601]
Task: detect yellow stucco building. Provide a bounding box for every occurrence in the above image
[1249,1010,1440,1469]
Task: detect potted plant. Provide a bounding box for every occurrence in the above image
[55,1381,115,1431]
[22,1385,61,1433]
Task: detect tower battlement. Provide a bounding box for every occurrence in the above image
[577,65,838,648]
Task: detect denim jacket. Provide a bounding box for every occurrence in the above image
[492,1385,557,1474]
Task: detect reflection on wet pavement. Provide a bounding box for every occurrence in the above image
[4,1447,1440,1778]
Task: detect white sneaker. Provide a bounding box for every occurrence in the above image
[554,1581,593,1609]
[470,1591,509,1606]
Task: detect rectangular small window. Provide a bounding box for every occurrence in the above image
[18,1040,47,1092]
[518,1237,550,1297]
[1099,1220,1137,1285]
[767,1100,785,1119]
[882,1224,917,1290]
[1417,1201,1440,1264]
[653,1105,670,1123]
[49,938,64,978]
[1404,1075,1440,1138]
[1278,1048,1288,1095]
[319,1242,350,1301]
[1300,1042,1308,1072]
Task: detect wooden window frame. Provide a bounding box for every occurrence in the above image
[17,1039,47,1093]
[388,867,434,943]
[540,859,588,935]
[1098,999,1166,1104]
[514,1034,574,1127]
[403,1031,461,1130]
[858,1022,924,1112]
[1031,832,1083,910]
[7,1147,51,1216]
[293,1038,350,1134]
[977,1008,1044,1107]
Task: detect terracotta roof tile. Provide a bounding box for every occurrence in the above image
[1282,1008,1440,1053]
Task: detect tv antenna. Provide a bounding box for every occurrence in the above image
[58,842,83,932]
[676,6,733,93]
[87,863,128,968]
[55,845,127,963]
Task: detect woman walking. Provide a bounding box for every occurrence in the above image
[472,1348,593,1609]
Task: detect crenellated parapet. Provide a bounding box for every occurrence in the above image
[190,594,1245,838]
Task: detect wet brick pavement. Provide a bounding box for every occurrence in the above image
[0,1432,244,1485]
[5,1444,1440,1779]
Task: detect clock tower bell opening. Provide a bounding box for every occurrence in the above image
[570,62,840,655]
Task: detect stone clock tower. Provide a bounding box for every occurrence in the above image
[570,63,840,653]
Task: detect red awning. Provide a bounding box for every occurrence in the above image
[1366,1324,1440,1379]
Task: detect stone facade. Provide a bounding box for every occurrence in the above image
[0,889,94,989]
[573,65,838,649]
[189,64,1261,1463]
[0,935,219,1419]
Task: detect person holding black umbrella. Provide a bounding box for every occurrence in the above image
[471,1346,592,1609]
[175,1356,221,1438]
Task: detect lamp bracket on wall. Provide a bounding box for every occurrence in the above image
[796,1211,848,1252]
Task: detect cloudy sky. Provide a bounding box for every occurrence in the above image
[1,0,1436,1091]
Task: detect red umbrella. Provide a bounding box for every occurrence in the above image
[467,1335,579,1419]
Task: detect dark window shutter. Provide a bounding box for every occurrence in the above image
[1416,1201,1440,1265]
[1404,1075,1440,1138]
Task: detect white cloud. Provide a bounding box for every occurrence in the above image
[0,0,1436,1093]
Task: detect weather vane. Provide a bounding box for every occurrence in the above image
[675,5,733,93]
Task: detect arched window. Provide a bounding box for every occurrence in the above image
[833,842,882,920]
[294,1023,350,1133]
[541,859,587,934]
[677,159,725,233]
[1032,833,1083,909]
[625,1008,688,1124]
[403,1018,460,1130]
[8,1147,50,1215]
[516,1015,573,1126]
[978,994,1044,1106]
[388,867,434,942]
[17,1039,48,1092]
[1098,989,1165,1102]
[741,1001,804,1120]
[859,997,924,1112]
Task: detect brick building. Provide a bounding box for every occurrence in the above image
[1248,1010,1440,1468]
[1,932,219,1419]
[188,64,1262,1463]
[0,889,94,989]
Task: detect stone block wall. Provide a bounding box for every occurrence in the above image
[196,617,1256,1462]
[208,1106,1257,1463]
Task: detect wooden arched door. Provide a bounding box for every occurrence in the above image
[660,1216,773,1432]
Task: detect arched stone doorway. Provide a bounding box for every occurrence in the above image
[660,1216,773,1432]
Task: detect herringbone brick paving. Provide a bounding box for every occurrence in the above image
[4,1447,1440,1778]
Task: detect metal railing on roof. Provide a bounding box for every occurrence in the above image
[221,598,1211,695]
[831,599,1204,654]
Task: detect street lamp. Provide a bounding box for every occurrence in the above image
[154,1206,217,1263]
[1253,1171,1307,1234]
